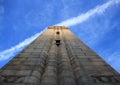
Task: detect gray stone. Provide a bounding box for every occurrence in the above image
[0,26,120,85]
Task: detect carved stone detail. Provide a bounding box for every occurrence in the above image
[91,75,120,83]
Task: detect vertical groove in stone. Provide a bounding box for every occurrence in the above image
[21,29,54,85]
[58,43,76,85]
[62,29,91,85]
[0,26,120,85]
[40,44,58,85]
[62,28,120,85]
[0,29,54,85]
[39,29,54,84]
[57,29,76,85]
[40,28,58,85]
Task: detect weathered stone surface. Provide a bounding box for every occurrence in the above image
[0,26,120,85]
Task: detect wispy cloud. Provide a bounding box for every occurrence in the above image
[55,0,120,27]
[0,29,46,61]
[0,6,4,14]
[105,51,120,73]
[0,0,120,67]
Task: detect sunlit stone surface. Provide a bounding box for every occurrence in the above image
[0,26,120,85]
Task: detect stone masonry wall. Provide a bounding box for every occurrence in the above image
[0,26,120,85]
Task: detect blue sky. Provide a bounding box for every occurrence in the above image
[0,0,120,73]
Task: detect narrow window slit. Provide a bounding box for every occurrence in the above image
[55,40,61,46]
[56,31,60,35]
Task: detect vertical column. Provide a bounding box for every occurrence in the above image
[62,29,91,85]
[62,28,120,85]
[0,29,54,85]
[57,29,76,85]
[58,42,76,85]
[40,28,58,85]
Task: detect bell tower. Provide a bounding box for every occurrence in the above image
[0,26,120,85]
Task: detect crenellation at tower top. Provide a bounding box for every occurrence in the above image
[48,26,68,29]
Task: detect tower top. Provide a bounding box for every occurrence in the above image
[48,26,68,29]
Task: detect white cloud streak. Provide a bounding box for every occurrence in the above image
[0,0,120,63]
[0,29,46,61]
[106,51,120,73]
[55,0,120,27]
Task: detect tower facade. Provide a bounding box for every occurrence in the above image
[0,26,120,85]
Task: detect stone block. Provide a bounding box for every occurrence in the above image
[23,76,39,84]
[16,70,31,76]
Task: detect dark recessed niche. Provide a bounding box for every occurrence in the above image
[55,40,61,46]
[56,31,60,35]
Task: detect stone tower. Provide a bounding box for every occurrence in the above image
[0,26,120,85]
